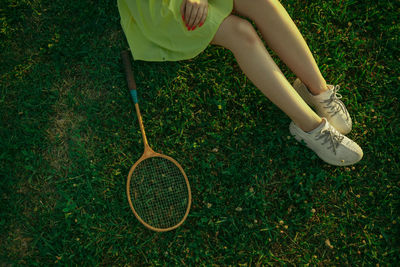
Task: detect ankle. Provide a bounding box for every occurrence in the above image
[299,118,324,133]
[295,120,322,133]
[307,83,330,96]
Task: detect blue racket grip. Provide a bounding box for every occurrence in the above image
[130,89,138,104]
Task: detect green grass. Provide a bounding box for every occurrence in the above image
[1,0,399,265]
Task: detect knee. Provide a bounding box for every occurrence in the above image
[228,18,261,52]
[254,0,278,8]
[235,0,280,22]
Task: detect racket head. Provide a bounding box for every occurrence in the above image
[127,152,191,232]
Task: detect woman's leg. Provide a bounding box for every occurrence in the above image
[233,0,328,95]
[210,15,322,132]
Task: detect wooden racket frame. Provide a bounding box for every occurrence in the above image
[121,50,192,232]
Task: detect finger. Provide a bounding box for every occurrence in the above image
[199,6,208,26]
[185,3,193,28]
[187,3,199,28]
[192,6,204,28]
[180,0,187,23]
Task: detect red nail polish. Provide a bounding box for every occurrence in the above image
[192,26,196,31]
[199,22,203,27]
[182,15,185,21]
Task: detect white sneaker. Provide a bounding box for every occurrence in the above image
[293,78,352,134]
[289,118,363,166]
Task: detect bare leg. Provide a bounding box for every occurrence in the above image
[233,0,328,95]
[211,15,322,132]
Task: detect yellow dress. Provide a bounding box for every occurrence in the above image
[117,0,234,61]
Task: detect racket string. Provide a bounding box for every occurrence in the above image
[130,157,188,229]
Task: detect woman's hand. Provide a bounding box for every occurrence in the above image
[180,0,208,31]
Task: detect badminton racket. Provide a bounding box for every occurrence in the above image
[121,50,191,232]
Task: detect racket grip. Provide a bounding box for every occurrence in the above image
[121,50,137,91]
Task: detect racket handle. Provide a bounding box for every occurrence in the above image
[121,50,139,101]
[121,50,149,147]
[121,50,137,90]
[121,50,139,104]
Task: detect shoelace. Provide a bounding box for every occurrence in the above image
[315,124,344,155]
[320,85,350,121]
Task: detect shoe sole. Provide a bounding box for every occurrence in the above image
[289,121,362,166]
